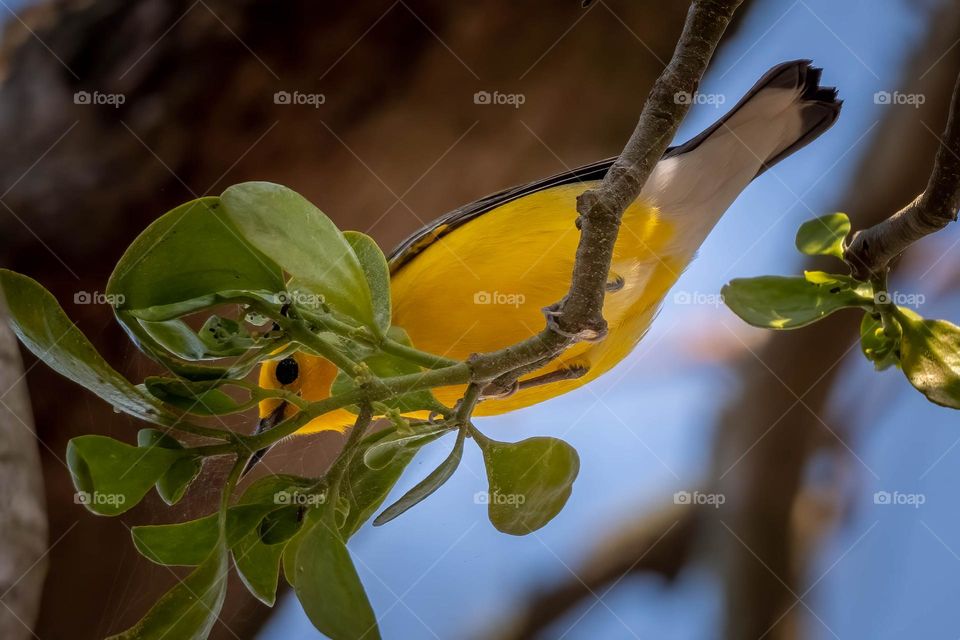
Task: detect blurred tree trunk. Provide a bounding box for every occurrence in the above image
[0,291,47,639]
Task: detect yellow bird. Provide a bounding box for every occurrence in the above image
[258,60,841,434]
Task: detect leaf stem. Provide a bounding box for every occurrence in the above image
[380,338,460,370]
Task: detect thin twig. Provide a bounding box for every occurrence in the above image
[845,69,960,280]
[467,0,743,383]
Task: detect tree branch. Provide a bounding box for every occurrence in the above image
[466,0,743,382]
[845,69,960,280]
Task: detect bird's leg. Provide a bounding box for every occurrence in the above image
[517,365,589,391]
[480,364,589,399]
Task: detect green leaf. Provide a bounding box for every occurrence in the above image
[344,231,391,336]
[362,425,449,471]
[220,182,375,328]
[0,270,170,423]
[860,313,900,371]
[477,436,580,536]
[258,506,303,544]
[292,519,381,640]
[143,377,251,416]
[339,429,433,538]
[234,474,315,606]
[722,276,869,329]
[795,212,850,259]
[136,316,253,362]
[198,315,254,353]
[66,435,190,516]
[107,197,283,315]
[131,504,274,566]
[108,542,228,640]
[895,307,960,408]
[373,428,465,526]
[137,429,202,505]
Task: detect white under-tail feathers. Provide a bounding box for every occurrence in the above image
[644,59,842,254]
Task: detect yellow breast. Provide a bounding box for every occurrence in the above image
[260,182,685,432]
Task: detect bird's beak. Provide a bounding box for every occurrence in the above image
[241,401,287,477]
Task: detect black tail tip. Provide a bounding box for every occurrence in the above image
[766,59,841,107]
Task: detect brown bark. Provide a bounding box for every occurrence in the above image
[0,289,47,639]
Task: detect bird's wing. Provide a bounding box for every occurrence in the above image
[387,158,613,272]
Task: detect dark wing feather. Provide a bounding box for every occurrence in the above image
[387,158,613,271]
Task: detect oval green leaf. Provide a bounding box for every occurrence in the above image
[220,182,374,328]
[895,307,960,408]
[795,212,850,259]
[0,269,171,423]
[107,197,283,314]
[67,435,190,516]
[722,275,869,329]
[478,436,580,535]
[293,520,381,640]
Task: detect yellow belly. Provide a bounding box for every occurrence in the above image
[259,182,683,432]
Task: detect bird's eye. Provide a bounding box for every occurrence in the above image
[275,357,299,385]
